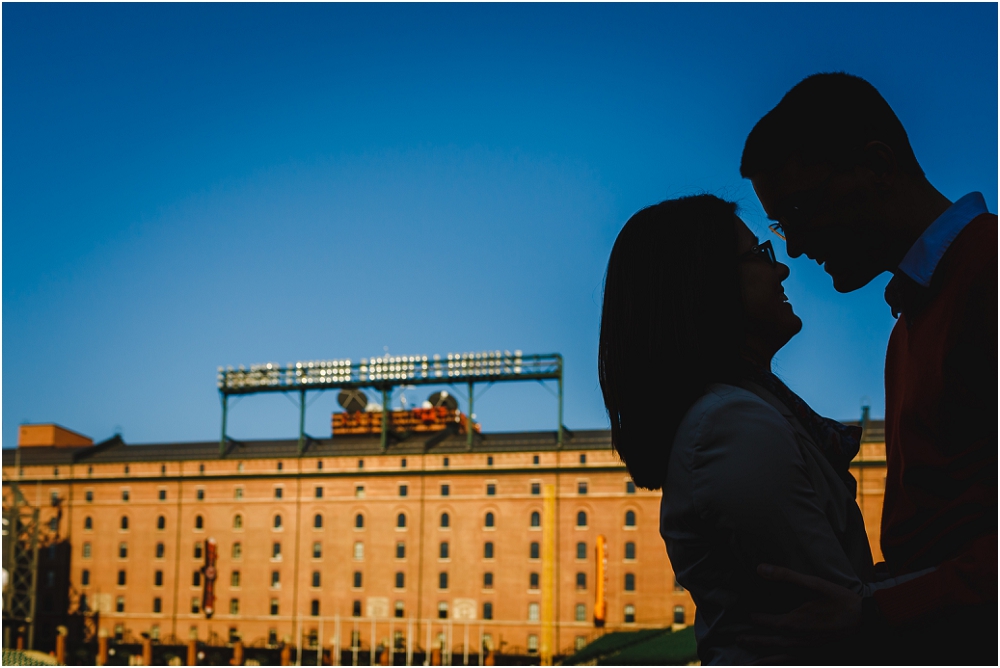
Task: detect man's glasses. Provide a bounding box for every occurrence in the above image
[739,239,777,267]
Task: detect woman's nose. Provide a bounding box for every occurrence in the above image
[776,261,790,280]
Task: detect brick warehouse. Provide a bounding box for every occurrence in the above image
[2,418,886,664]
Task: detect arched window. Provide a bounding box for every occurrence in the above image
[273,515,282,529]
[397,513,407,528]
[353,542,364,560]
[313,514,323,529]
[625,542,636,560]
[156,515,166,530]
[232,542,242,559]
[355,514,364,529]
[120,516,129,531]
[576,511,587,527]
[194,515,203,530]
[624,573,635,591]
[483,602,493,620]
[529,542,540,559]
[484,512,495,528]
[440,512,450,528]
[233,515,243,529]
[625,510,636,527]
[84,516,93,531]
[624,604,636,623]
[530,511,540,527]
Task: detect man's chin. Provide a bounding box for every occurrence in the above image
[828,266,880,293]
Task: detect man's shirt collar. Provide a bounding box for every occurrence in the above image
[898,192,989,287]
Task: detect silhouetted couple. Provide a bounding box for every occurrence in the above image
[599,73,996,665]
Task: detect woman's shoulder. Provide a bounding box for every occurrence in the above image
[679,383,790,436]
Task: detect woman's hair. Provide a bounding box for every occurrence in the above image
[598,195,746,490]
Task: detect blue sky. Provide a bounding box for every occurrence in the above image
[3,3,996,447]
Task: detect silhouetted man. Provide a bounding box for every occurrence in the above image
[739,73,996,664]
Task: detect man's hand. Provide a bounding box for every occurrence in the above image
[739,564,863,650]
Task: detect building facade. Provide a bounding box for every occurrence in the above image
[2,419,886,662]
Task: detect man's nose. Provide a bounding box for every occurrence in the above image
[784,235,805,258]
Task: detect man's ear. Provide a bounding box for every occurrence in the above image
[860,141,897,190]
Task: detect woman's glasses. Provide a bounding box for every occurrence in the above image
[739,239,777,267]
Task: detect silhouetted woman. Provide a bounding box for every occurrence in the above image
[599,195,879,664]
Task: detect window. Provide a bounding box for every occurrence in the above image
[439,542,450,559]
[530,482,540,495]
[237,462,244,473]
[120,516,129,531]
[532,455,540,465]
[85,490,94,503]
[316,460,323,470]
[353,572,362,588]
[233,515,243,529]
[273,515,282,529]
[484,542,494,559]
[625,542,636,560]
[117,597,126,613]
[529,572,539,590]
[624,573,635,591]
[353,542,364,560]
[313,542,322,559]
[355,514,364,529]
[195,515,204,530]
[396,542,406,559]
[673,605,685,625]
[270,571,280,588]
[234,487,243,500]
[233,542,243,559]
[272,542,281,559]
[528,603,540,621]
[313,514,323,529]
[483,602,493,620]
[153,597,162,613]
[625,510,636,527]
[352,600,362,617]
[194,571,202,587]
[231,571,241,587]
[486,483,495,496]
[155,515,166,531]
[155,543,165,559]
[117,570,126,586]
[230,599,240,615]
[357,459,364,469]
[196,488,205,501]
[313,486,323,499]
[530,512,540,527]
[274,487,283,499]
[400,457,407,468]
[487,456,493,466]
[81,569,90,586]
[49,516,59,532]
[579,454,586,464]
[575,604,586,622]
[82,543,92,559]
[578,481,588,495]
[118,542,128,559]
[122,489,130,502]
[626,481,636,494]
[395,601,405,618]
[626,604,637,624]
[576,542,587,560]
[441,484,450,496]
[576,511,587,527]
[529,542,539,559]
[527,634,539,653]
[355,486,365,498]
[158,490,167,501]
[483,572,493,588]
[198,464,205,475]
[440,512,450,528]
[84,516,93,531]
[576,572,586,590]
[438,602,449,619]
[674,576,685,592]
[399,484,408,497]
[312,571,321,587]
[311,599,320,617]
[270,599,279,616]
[395,572,405,589]
[439,572,448,589]
[397,513,407,528]
[268,629,279,646]
[194,543,203,559]
[277,462,283,471]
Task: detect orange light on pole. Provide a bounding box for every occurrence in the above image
[594,535,607,628]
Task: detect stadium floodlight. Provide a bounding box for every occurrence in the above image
[217,350,562,456]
